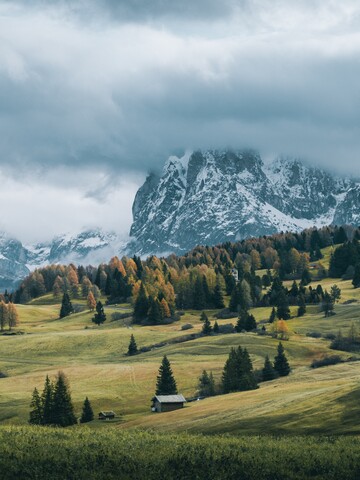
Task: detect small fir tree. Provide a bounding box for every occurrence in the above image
[262,355,277,381]
[148,297,162,324]
[92,301,106,326]
[276,291,291,320]
[297,295,306,317]
[274,342,291,377]
[269,307,277,323]
[201,314,212,335]
[59,293,73,319]
[127,334,138,356]
[198,370,216,397]
[155,355,178,395]
[80,397,94,424]
[41,375,54,425]
[133,282,149,322]
[213,320,219,333]
[29,387,43,425]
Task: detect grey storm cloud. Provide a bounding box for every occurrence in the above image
[0,0,360,177]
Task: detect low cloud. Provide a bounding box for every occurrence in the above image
[0,1,360,239]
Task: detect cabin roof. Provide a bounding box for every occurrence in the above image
[153,394,186,403]
[99,411,115,416]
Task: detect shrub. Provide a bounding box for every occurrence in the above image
[311,355,343,369]
[306,331,322,339]
[217,323,235,334]
[181,323,193,331]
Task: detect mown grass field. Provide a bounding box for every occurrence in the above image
[1,257,360,436]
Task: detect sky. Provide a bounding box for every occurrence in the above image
[1,0,360,242]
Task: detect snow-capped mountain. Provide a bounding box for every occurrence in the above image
[128,150,358,255]
[0,229,126,291]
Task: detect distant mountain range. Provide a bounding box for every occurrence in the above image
[1,149,360,291]
[0,230,125,291]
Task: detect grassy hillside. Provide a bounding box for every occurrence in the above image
[1,255,360,434]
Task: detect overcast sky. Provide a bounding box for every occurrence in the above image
[1,0,360,242]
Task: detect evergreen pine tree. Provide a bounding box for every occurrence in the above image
[148,297,162,324]
[133,282,149,322]
[92,301,106,325]
[52,371,77,427]
[41,375,54,425]
[245,313,257,331]
[80,397,94,424]
[155,355,178,395]
[274,342,291,377]
[213,283,225,308]
[269,307,277,323]
[297,295,306,317]
[276,290,291,320]
[213,320,219,333]
[201,314,212,335]
[300,268,312,286]
[352,264,360,288]
[127,334,138,356]
[198,370,216,397]
[262,355,277,381]
[59,293,73,318]
[29,387,43,425]
[229,283,242,313]
[193,277,206,310]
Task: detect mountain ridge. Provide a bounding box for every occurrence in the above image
[128,149,359,255]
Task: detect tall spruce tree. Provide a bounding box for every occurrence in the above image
[92,301,106,325]
[274,342,291,377]
[193,277,206,310]
[213,283,225,309]
[133,282,149,322]
[80,397,94,424]
[127,334,138,356]
[29,387,43,425]
[155,355,178,395]
[52,372,77,427]
[59,293,73,318]
[262,355,277,381]
[222,346,257,394]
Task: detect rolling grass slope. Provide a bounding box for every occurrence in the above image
[1,256,360,434]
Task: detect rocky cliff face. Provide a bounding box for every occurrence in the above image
[128,150,357,255]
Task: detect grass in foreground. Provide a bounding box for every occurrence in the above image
[1,426,360,480]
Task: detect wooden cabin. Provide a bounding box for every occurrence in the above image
[98,411,116,420]
[151,394,186,413]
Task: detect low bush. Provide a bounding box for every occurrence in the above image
[181,323,193,331]
[311,355,343,369]
[306,331,322,339]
